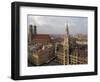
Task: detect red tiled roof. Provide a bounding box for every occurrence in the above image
[32,34,51,40]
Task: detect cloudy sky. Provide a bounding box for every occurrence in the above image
[27,15,88,35]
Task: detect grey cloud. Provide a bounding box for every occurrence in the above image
[27,15,88,35]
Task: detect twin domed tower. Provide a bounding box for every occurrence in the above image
[28,24,37,42]
[28,23,70,65]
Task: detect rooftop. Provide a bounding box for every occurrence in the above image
[32,34,51,40]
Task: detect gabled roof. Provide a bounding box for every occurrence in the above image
[32,34,51,40]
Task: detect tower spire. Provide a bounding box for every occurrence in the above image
[29,24,33,42]
[33,24,37,34]
[66,23,69,35]
[63,22,70,65]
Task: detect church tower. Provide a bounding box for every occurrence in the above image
[33,25,37,34]
[63,23,70,65]
[28,24,37,44]
[28,24,33,42]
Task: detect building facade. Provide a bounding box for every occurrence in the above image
[55,23,88,65]
[56,23,70,65]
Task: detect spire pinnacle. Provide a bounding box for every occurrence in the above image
[65,23,69,34]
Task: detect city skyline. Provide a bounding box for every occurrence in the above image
[27,15,88,35]
[28,15,88,66]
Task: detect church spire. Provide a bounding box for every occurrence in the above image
[63,22,70,65]
[66,23,69,35]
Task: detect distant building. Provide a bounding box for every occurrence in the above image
[32,34,52,45]
[70,47,87,64]
[55,23,88,65]
[28,24,37,43]
[28,24,33,43]
[28,23,88,65]
[30,46,55,65]
[33,25,37,34]
[28,24,52,45]
[28,25,55,65]
[75,33,87,45]
[56,23,70,65]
